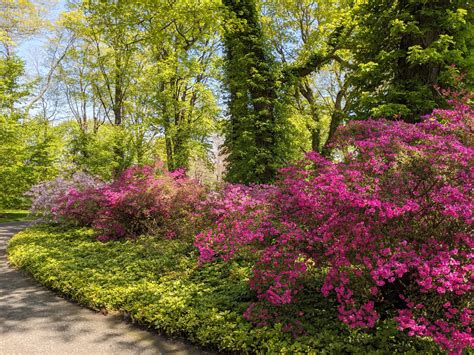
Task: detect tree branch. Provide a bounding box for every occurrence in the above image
[25,35,75,114]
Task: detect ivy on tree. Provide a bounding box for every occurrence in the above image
[346,0,474,121]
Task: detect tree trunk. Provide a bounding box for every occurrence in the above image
[113,71,123,125]
[222,0,279,183]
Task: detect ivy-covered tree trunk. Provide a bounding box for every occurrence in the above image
[222,0,279,184]
[173,125,190,171]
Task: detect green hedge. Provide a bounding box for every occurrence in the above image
[7,225,441,354]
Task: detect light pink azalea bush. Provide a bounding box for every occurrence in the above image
[27,172,103,222]
[195,103,473,353]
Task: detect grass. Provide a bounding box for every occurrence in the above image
[0,209,34,223]
[7,224,440,354]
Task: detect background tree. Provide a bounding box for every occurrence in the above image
[0,0,62,207]
[221,0,351,183]
[346,0,474,121]
[262,0,351,153]
[53,0,221,177]
[3,0,473,200]
[144,0,221,171]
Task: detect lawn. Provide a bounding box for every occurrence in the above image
[7,224,440,354]
[0,209,33,223]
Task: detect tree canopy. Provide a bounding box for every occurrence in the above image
[0,0,472,203]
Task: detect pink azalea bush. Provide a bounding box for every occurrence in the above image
[55,161,205,241]
[195,103,473,353]
[54,184,106,227]
[194,183,279,262]
[29,161,205,241]
[90,162,205,241]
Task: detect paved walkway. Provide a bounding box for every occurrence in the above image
[0,221,210,355]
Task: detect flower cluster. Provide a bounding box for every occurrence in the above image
[196,104,473,353]
[89,162,205,241]
[195,183,278,262]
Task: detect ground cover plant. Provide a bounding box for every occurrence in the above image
[8,224,439,353]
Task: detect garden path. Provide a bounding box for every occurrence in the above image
[0,221,210,355]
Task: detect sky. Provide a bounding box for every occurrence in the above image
[17,0,67,76]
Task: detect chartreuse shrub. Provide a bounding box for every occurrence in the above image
[196,104,473,353]
[8,224,438,353]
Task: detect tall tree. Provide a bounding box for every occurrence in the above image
[144,0,220,171]
[262,0,351,153]
[347,0,474,121]
[59,0,220,174]
[0,0,61,207]
[222,0,281,183]
[221,0,349,183]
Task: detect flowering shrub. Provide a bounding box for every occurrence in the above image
[91,162,205,241]
[195,183,278,262]
[196,104,474,353]
[54,184,106,227]
[27,172,103,222]
[52,161,205,241]
[30,161,205,241]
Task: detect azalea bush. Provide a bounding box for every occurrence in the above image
[49,161,205,241]
[90,162,205,241]
[196,103,474,353]
[27,172,103,222]
[54,183,106,227]
[28,102,472,352]
[195,183,278,262]
[29,161,205,241]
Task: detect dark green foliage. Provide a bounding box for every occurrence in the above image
[8,224,440,353]
[222,0,283,184]
[221,1,354,182]
[348,0,474,121]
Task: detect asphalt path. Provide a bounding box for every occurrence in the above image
[0,221,210,355]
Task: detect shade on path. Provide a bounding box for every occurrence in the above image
[0,221,211,355]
